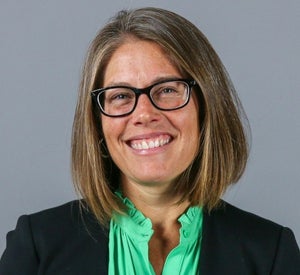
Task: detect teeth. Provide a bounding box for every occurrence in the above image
[131,137,171,150]
[142,141,148,149]
[149,141,155,149]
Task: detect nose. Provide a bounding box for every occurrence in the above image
[131,94,161,126]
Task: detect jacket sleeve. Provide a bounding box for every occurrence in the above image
[271,227,300,274]
[0,215,39,275]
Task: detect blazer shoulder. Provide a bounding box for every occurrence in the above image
[208,201,296,249]
[29,200,83,225]
[207,201,285,233]
[0,200,109,274]
[201,201,300,274]
[28,200,107,243]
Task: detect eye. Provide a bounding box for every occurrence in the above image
[161,87,178,94]
[111,93,130,100]
[153,85,181,100]
[106,88,135,104]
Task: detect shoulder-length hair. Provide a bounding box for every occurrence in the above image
[71,7,250,225]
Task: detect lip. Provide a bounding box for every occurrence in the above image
[125,133,174,151]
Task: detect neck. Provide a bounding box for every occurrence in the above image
[121,176,192,275]
[121,176,190,226]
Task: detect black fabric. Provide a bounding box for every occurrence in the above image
[199,203,300,274]
[0,200,299,274]
[0,201,109,275]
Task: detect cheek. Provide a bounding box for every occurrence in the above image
[184,104,200,151]
[101,116,125,148]
[101,116,109,135]
[101,116,114,147]
[184,98,200,132]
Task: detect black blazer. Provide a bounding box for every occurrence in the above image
[0,200,299,274]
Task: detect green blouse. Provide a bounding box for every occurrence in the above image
[108,193,203,274]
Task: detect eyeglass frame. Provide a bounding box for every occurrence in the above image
[91,78,198,117]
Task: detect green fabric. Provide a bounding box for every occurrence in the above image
[108,193,203,274]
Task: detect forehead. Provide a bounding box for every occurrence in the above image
[102,40,183,87]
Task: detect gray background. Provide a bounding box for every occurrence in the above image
[1,0,299,254]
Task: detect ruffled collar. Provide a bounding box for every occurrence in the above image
[113,191,202,243]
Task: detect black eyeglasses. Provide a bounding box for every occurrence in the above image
[91,78,197,117]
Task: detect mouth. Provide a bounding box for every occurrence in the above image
[128,134,172,150]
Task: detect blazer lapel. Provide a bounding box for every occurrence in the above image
[199,203,245,275]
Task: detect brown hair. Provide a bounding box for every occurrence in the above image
[71,7,250,225]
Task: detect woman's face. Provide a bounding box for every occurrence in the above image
[101,40,200,190]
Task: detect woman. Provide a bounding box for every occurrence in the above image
[1,7,299,275]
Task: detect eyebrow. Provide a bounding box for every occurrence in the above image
[103,75,183,88]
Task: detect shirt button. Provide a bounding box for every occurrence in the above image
[183,230,190,238]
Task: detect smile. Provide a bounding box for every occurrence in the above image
[129,135,171,150]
